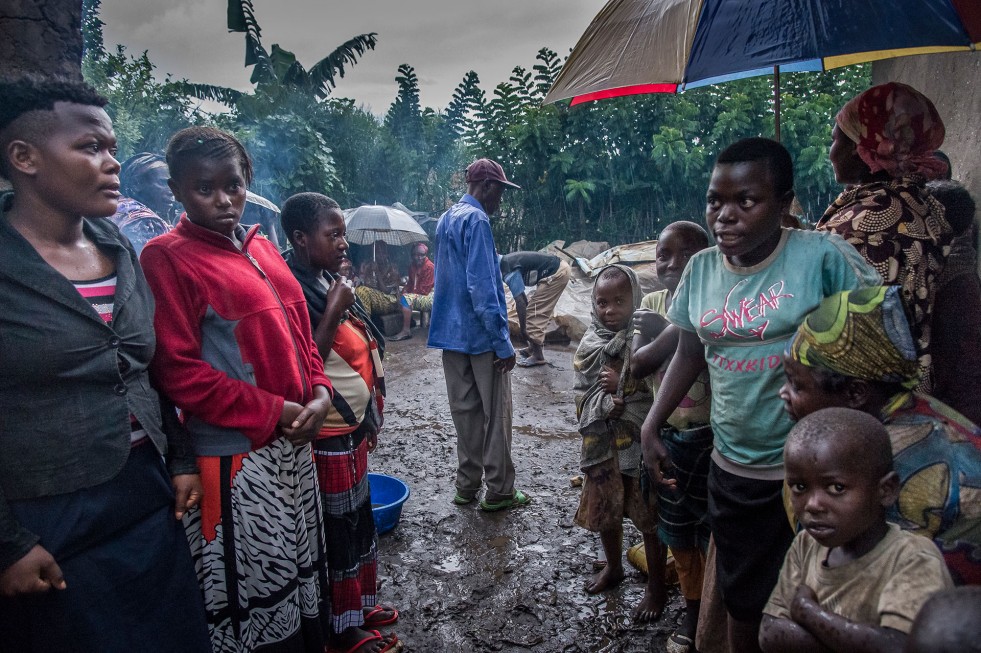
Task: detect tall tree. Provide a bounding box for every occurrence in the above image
[0,0,83,80]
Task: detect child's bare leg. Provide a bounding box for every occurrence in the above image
[586,527,625,593]
[633,532,667,622]
[670,545,704,644]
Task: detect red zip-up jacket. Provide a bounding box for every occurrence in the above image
[141,215,331,455]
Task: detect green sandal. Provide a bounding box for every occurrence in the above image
[452,493,475,505]
[479,489,531,512]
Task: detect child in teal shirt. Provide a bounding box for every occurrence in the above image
[640,138,879,652]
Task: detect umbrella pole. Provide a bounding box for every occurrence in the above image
[773,65,781,143]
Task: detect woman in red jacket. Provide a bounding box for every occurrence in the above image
[141,127,333,652]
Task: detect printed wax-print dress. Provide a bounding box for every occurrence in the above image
[186,437,329,652]
[817,178,952,392]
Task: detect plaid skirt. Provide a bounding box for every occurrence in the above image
[657,424,713,552]
[314,427,378,633]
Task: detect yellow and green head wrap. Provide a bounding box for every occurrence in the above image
[788,286,920,389]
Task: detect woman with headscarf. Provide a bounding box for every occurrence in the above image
[110,152,174,256]
[780,286,981,585]
[816,82,953,392]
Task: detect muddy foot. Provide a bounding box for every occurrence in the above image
[585,564,625,594]
[632,585,668,623]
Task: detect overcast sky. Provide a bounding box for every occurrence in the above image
[100,0,608,115]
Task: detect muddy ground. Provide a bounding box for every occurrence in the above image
[369,328,684,652]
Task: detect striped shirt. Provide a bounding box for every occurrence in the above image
[73,274,117,324]
[73,275,145,443]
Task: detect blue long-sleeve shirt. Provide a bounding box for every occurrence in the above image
[427,195,514,359]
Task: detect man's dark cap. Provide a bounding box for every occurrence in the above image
[465,158,520,189]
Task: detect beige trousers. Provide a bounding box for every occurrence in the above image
[441,350,515,502]
[524,260,571,346]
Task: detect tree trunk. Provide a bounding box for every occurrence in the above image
[0,0,83,81]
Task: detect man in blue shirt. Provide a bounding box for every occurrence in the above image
[428,159,531,512]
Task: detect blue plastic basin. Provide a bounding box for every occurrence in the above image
[368,472,410,535]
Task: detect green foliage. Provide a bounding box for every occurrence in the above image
[82,0,195,158]
[83,0,871,248]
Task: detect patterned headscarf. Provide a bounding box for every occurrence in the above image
[836,82,947,180]
[788,286,920,389]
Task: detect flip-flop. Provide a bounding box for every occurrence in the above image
[330,630,381,653]
[364,604,399,627]
[389,333,412,341]
[479,489,531,512]
[516,357,547,367]
[378,632,402,653]
[329,630,401,653]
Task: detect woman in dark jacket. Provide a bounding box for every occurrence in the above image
[0,78,209,652]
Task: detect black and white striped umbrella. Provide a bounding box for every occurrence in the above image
[343,204,429,246]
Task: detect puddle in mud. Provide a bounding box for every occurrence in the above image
[370,332,684,652]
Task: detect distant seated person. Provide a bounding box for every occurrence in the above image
[760,408,954,653]
[400,242,434,329]
[339,256,361,287]
[110,152,174,256]
[500,250,572,367]
[355,240,412,340]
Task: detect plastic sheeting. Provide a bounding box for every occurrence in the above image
[505,240,665,343]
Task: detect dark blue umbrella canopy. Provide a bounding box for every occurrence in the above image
[545,0,980,104]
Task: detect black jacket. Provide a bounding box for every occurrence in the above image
[0,193,194,571]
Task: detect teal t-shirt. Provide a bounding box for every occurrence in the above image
[667,229,880,470]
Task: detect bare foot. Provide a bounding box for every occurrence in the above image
[632,583,668,622]
[332,626,398,653]
[585,564,625,594]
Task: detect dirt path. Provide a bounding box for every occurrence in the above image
[369,330,682,652]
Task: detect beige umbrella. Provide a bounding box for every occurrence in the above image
[543,0,701,105]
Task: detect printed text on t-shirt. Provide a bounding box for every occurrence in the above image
[699,280,794,341]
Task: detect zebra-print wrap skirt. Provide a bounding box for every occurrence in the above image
[187,437,329,652]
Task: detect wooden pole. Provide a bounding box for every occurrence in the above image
[773,65,781,142]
